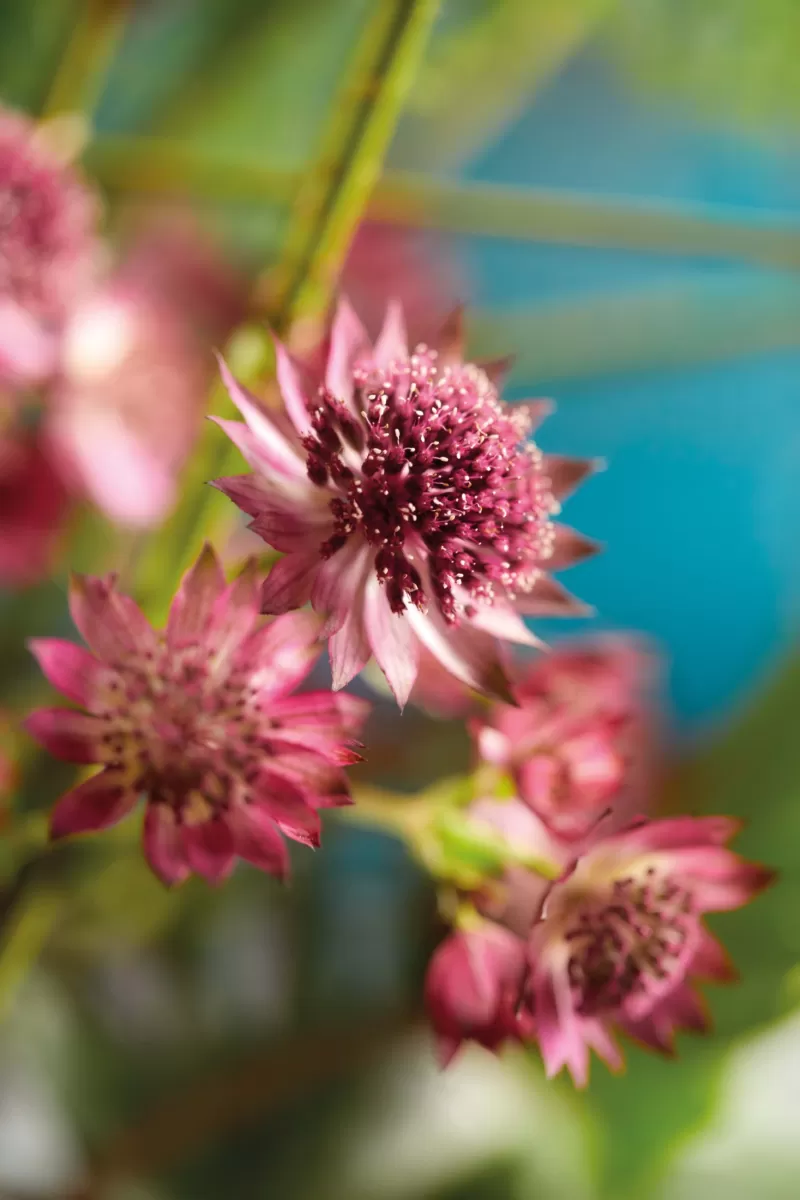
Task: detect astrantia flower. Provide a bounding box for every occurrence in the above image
[214,299,599,705]
[49,279,206,527]
[0,107,98,385]
[0,428,69,585]
[25,546,368,886]
[472,639,656,840]
[522,816,773,1085]
[425,921,532,1064]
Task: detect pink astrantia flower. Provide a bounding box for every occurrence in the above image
[49,278,207,527]
[521,816,773,1086]
[472,638,656,840]
[25,546,368,886]
[0,428,70,585]
[214,299,599,705]
[0,107,99,386]
[425,921,532,1065]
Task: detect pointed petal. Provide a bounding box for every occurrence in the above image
[69,574,156,661]
[231,804,289,878]
[208,558,260,662]
[250,776,323,848]
[544,455,603,503]
[514,576,592,618]
[260,552,319,615]
[24,708,103,763]
[274,338,313,437]
[692,925,738,982]
[672,848,774,912]
[477,356,514,390]
[244,609,323,699]
[311,538,370,636]
[435,305,465,366]
[211,414,306,483]
[467,599,542,647]
[328,604,371,691]
[143,805,190,887]
[182,817,236,884]
[167,543,225,647]
[363,577,418,708]
[27,637,108,707]
[404,606,514,704]
[373,299,408,368]
[547,525,601,571]
[267,689,370,737]
[326,296,369,404]
[50,772,137,839]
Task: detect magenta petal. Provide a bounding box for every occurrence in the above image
[363,577,418,707]
[27,637,107,707]
[548,525,602,571]
[373,299,408,367]
[618,816,742,855]
[260,552,319,614]
[208,559,260,661]
[691,926,737,982]
[143,805,190,887]
[244,609,323,698]
[274,338,313,437]
[50,772,137,839]
[251,776,323,848]
[326,296,369,405]
[231,805,289,878]
[167,543,225,647]
[673,848,774,912]
[24,708,102,764]
[182,818,236,884]
[267,689,370,737]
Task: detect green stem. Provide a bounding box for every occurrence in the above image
[41,0,131,120]
[134,0,441,618]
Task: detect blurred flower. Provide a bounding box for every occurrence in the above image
[48,278,207,527]
[472,638,657,840]
[521,816,773,1086]
[25,546,368,886]
[0,428,70,585]
[215,298,598,706]
[425,920,531,1065]
[0,106,99,387]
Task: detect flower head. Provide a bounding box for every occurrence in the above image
[25,546,368,886]
[472,638,656,840]
[214,299,599,706]
[0,107,98,384]
[424,920,531,1064]
[0,428,69,585]
[522,816,773,1085]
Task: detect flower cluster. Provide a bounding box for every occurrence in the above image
[424,646,773,1084]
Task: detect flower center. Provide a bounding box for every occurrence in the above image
[564,870,695,1015]
[96,643,264,816]
[301,348,556,620]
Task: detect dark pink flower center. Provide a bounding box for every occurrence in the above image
[301,349,555,620]
[564,870,695,1015]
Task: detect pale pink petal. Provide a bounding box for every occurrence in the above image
[181,818,236,884]
[24,708,102,763]
[167,543,225,647]
[311,539,371,637]
[533,974,590,1087]
[69,574,156,661]
[267,690,370,737]
[0,300,57,386]
[27,637,108,707]
[274,338,313,437]
[671,848,774,911]
[618,816,742,855]
[208,558,260,662]
[373,299,408,368]
[260,552,319,614]
[405,605,513,703]
[230,804,289,878]
[143,805,190,887]
[329,603,371,691]
[326,296,369,404]
[212,414,306,482]
[363,576,419,707]
[243,609,323,699]
[50,771,137,839]
[547,525,601,570]
[467,599,543,647]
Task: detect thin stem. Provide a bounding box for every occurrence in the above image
[41,0,131,120]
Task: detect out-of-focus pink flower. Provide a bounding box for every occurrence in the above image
[522,816,773,1086]
[48,279,207,527]
[472,639,657,840]
[0,429,69,585]
[215,299,599,707]
[424,921,532,1064]
[25,545,369,886]
[0,107,99,386]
